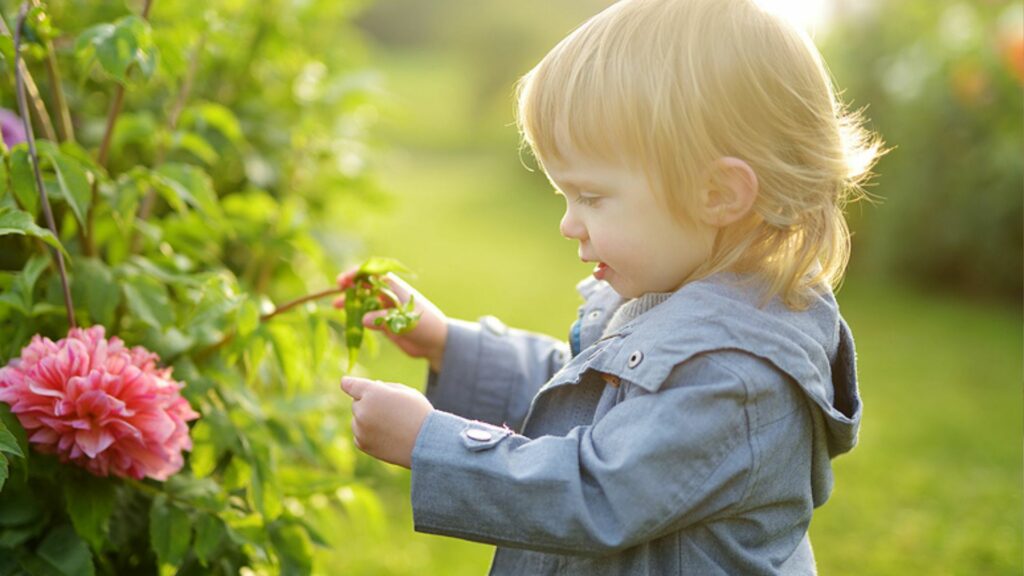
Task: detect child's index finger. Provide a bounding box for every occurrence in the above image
[340,376,371,400]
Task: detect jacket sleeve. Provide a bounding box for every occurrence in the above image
[424,316,570,431]
[410,353,765,556]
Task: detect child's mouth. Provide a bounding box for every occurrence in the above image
[593,262,609,280]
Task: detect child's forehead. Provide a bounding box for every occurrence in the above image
[543,146,635,187]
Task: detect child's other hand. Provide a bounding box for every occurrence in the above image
[334,269,449,372]
[339,376,433,469]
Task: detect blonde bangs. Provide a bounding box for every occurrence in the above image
[515,2,666,175]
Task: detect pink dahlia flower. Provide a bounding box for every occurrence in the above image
[0,326,199,480]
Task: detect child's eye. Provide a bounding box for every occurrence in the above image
[575,194,601,207]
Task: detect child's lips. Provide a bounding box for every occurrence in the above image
[593,262,609,280]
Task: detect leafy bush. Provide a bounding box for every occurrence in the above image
[0,0,387,573]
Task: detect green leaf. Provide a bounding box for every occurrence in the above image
[9,146,39,216]
[269,522,313,576]
[121,273,173,329]
[181,103,244,145]
[75,16,157,85]
[0,36,14,64]
[71,258,120,327]
[0,405,28,463]
[171,131,219,165]
[336,485,386,536]
[36,524,95,576]
[0,207,68,257]
[154,163,221,219]
[149,494,191,569]
[63,473,116,552]
[110,112,158,156]
[236,299,260,338]
[0,452,7,493]
[13,550,66,576]
[357,256,413,277]
[42,147,91,228]
[192,514,224,566]
[1,151,9,200]
[0,420,24,458]
[187,421,217,479]
[250,443,281,519]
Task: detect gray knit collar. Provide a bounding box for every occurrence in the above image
[601,292,673,337]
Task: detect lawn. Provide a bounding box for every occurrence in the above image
[317,49,1023,575]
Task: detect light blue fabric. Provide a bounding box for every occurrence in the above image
[413,272,861,575]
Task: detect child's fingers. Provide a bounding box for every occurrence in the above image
[334,293,398,311]
[340,376,373,399]
[335,268,360,289]
[377,273,415,306]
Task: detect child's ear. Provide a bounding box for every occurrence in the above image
[697,157,759,228]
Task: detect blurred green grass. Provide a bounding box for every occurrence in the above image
[321,48,1023,575]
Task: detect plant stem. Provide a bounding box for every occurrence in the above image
[0,7,58,142]
[31,0,74,143]
[132,30,207,253]
[14,2,75,330]
[85,0,155,257]
[260,286,344,322]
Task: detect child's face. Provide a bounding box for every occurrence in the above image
[546,147,716,298]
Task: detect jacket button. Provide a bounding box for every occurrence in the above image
[587,310,602,321]
[465,429,493,442]
[627,350,644,368]
[481,315,507,336]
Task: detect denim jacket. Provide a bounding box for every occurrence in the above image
[411,272,861,575]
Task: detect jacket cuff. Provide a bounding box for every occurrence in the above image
[410,410,513,541]
[424,317,518,426]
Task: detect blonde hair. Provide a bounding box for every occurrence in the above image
[515,0,883,309]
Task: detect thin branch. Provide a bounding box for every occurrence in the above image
[134,31,207,239]
[14,2,75,330]
[260,286,344,322]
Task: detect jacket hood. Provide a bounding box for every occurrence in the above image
[575,273,862,506]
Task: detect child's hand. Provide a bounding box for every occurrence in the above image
[340,376,433,469]
[334,269,449,372]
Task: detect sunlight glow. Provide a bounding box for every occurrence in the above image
[753,0,834,36]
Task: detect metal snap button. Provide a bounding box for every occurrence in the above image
[465,429,493,442]
[481,316,507,336]
[627,350,644,368]
[587,310,602,321]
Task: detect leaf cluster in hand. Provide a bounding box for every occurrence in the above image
[344,257,420,370]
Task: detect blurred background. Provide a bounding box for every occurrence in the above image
[335,0,1023,574]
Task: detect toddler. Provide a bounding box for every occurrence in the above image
[338,0,880,573]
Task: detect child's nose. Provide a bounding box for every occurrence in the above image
[560,208,587,241]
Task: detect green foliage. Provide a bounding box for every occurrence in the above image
[821,1,1023,301]
[0,0,390,573]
